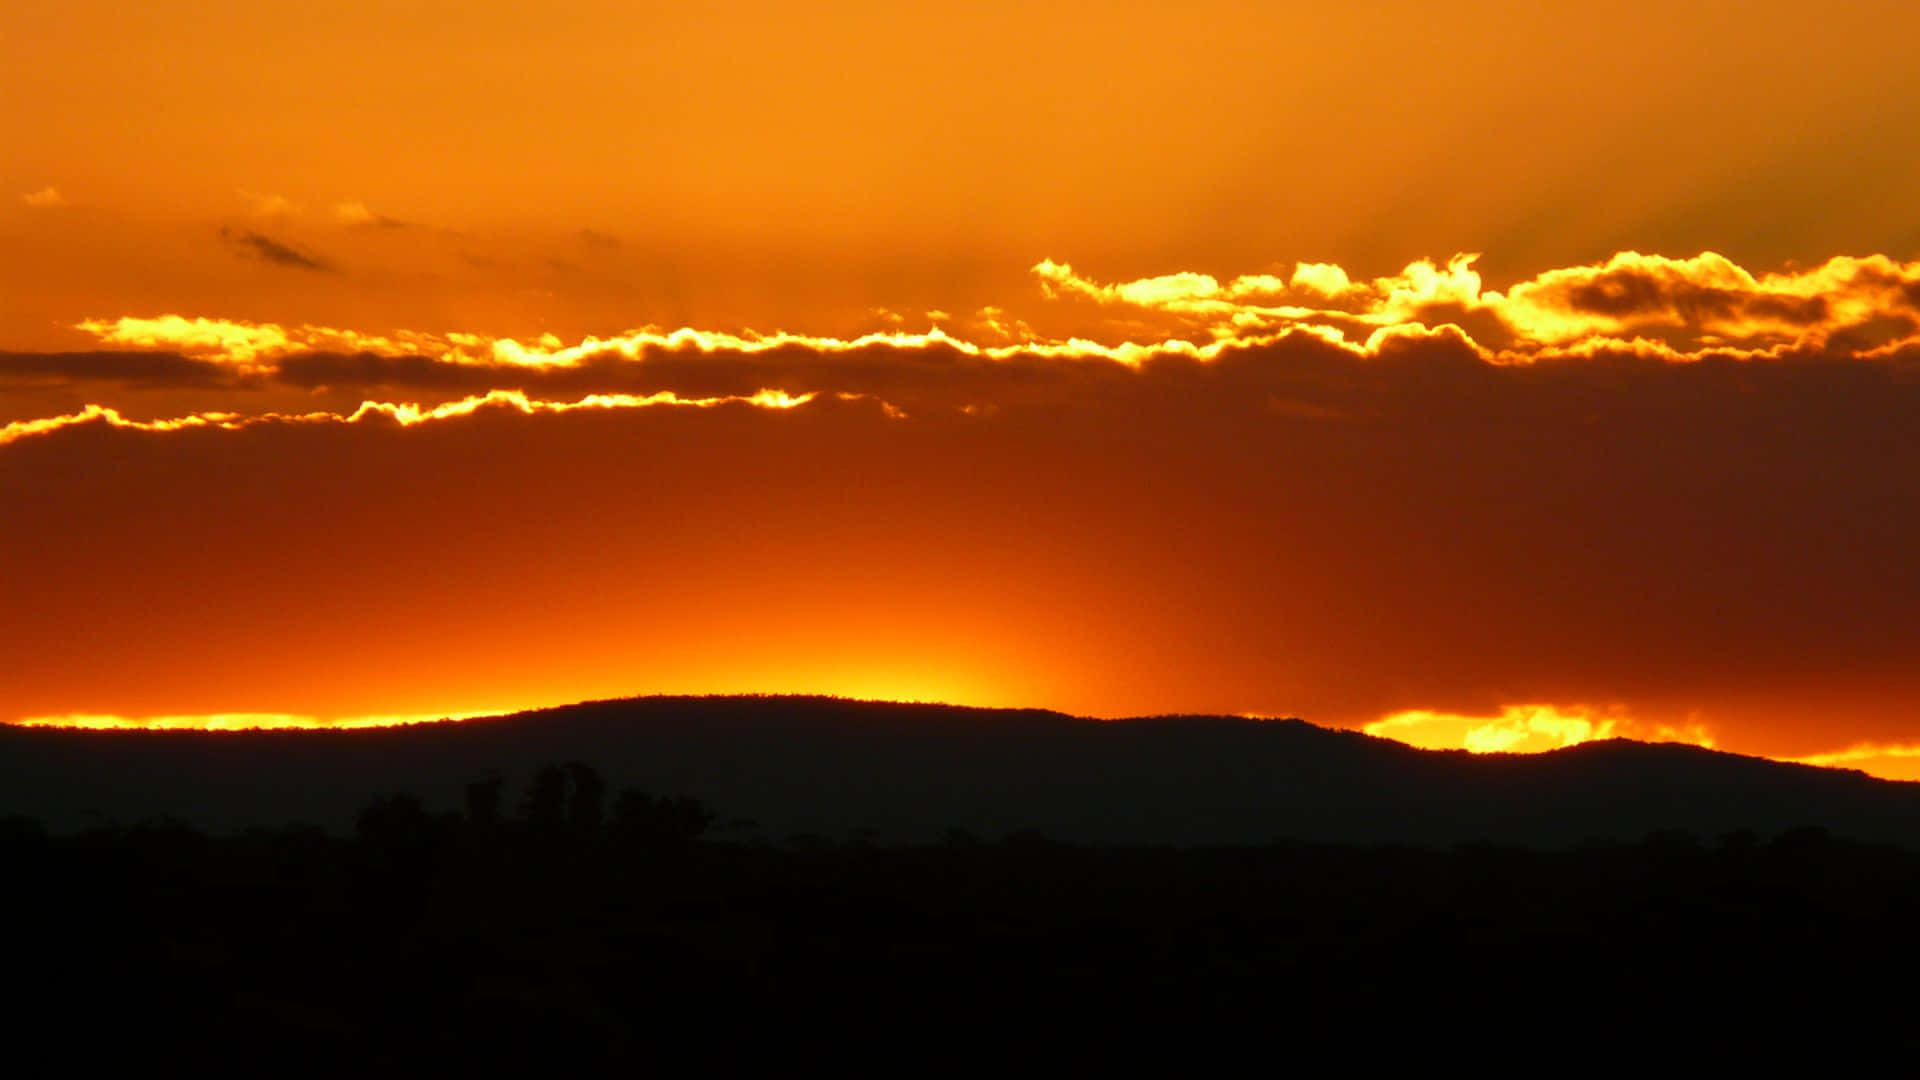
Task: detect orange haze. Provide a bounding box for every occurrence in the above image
[4,3,1920,778]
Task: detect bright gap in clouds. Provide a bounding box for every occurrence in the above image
[15,711,507,731]
[1366,704,1920,784]
[1365,703,1716,755]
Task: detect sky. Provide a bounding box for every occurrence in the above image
[4,1,1920,778]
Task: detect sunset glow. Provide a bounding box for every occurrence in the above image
[16,710,504,732]
[5,1,1918,781]
[1785,744,1920,783]
[1365,705,1717,757]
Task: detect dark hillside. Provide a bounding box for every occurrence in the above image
[2,694,1914,846]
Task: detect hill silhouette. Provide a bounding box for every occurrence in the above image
[6,694,1915,846]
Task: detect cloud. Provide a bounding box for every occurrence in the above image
[333,201,409,229]
[1030,253,1487,341]
[0,387,821,447]
[1788,743,1920,782]
[21,186,66,208]
[0,349,232,386]
[237,190,299,218]
[1034,251,1920,363]
[219,227,333,271]
[60,250,1920,402]
[578,227,620,249]
[74,315,297,373]
[67,312,1218,385]
[1495,252,1919,349]
[26,247,1916,437]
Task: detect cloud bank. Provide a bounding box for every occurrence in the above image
[8,249,1911,415]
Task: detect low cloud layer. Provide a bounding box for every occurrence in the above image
[13,250,1914,414]
[0,388,816,447]
[1035,251,1920,362]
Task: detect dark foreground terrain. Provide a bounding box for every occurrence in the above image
[8,782,1918,1064]
[8,696,1920,1061]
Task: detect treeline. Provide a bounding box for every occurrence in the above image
[7,765,1920,1062]
[355,761,717,855]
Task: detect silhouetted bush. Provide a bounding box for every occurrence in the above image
[565,762,605,831]
[356,792,436,853]
[466,774,504,829]
[611,788,713,851]
[520,764,568,832]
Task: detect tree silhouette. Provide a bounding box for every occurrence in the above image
[565,762,605,831]
[466,774,505,829]
[353,791,442,913]
[521,764,568,832]
[356,791,434,854]
[612,788,714,851]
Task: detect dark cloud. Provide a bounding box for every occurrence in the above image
[271,341,1130,408]
[1563,272,1671,317]
[28,314,1920,425]
[0,350,233,386]
[579,228,621,249]
[219,227,333,271]
[260,326,1917,421]
[1556,268,1830,326]
[1744,293,1831,323]
[275,351,480,391]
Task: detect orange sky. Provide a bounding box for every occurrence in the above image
[4,2,1919,776]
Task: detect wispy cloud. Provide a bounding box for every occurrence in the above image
[21,186,66,208]
[1787,743,1920,782]
[0,387,821,448]
[332,201,409,229]
[218,227,333,271]
[236,189,299,218]
[0,349,231,385]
